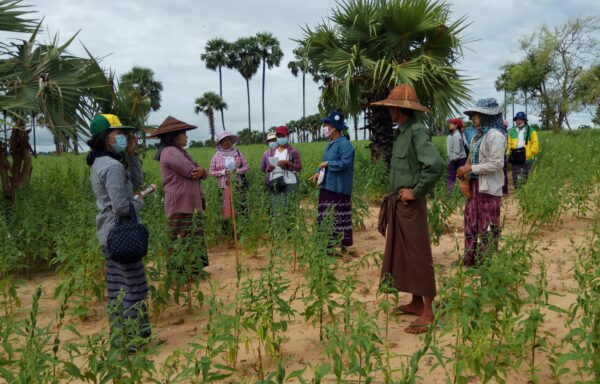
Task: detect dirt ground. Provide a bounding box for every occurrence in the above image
[15,192,594,384]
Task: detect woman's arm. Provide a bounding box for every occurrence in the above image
[208,153,226,176]
[286,148,302,172]
[104,164,143,216]
[163,148,196,179]
[237,151,249,174]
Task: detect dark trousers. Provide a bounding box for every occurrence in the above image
[447,157,467,193]
[512,161,534,189]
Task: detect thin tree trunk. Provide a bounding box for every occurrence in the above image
[262,57,266,134]
[219,66,226,131]
[354,115,358,141]
[302,71,306,120]
[246,79,252,131]
[209,110,215,142]
[54,137,62,156]
[31,114,36,155]
[1,122,33,200]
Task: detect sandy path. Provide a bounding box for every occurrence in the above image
[13,193,594,383]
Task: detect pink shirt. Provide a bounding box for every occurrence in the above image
[159,146,206,216]
[208,150,249,189]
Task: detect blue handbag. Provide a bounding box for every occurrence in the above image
[106,203,149,263]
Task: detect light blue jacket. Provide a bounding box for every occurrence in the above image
[316,136,355,196]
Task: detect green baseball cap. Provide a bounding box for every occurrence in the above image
[89,114,134,137]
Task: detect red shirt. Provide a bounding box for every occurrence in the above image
[159,146,205,216]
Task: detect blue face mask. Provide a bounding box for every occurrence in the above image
[112,134,127,153]
[277,138,288,146]
[268,141,277,149]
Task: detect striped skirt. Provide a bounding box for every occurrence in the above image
[317,189,353,247]
[101,246,151,343]
[463,179,501,266]
[167,213,209,276]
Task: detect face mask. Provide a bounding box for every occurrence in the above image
[268,141,277,149]
[112,134,127,153]
[517,122,525,128]
[322,126,334,138]
[276,138,288,146]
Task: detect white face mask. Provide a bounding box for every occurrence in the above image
[517,122,525,128]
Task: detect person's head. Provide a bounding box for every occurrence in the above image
[388,107,414,125]
[216,131,239,151]
[86,114,133,166]
[469,113,481,128]
[159,130,188,149]
[448,118,464,132]
[463,98,502,130]
[320,110,348,139]
[275,126,289,146]
[265,133,277,149]
[371,84,432,125]
[514,111,527,127]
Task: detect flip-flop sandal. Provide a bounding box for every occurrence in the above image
[405,323,430,334]
[392,306,421,316]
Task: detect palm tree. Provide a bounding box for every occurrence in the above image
[0,0,35,32]
[119,66,163,112]
[288,45,311,139]
[194,92,228,144]
[227,37,261,131]
[201,38,231,131]
[299,0,471,162]
[0,22,110,198]
[255,32,283,134]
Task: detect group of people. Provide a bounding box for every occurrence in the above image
[86,83,534,346]
[447,109,539,194]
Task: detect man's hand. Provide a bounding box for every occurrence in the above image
[319,161,329,169]
[398,188,416,206]
[191,167,206,180]
[126,134,138,155]
[267,165,275,172]
[457,164,472,180]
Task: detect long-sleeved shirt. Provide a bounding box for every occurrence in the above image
[91,155,144,246]
[159,146,206,216]
[390,118,444,198]
[260,144,302,185]
[316,136,355,196]
[471,128,507,197]
[446,130,467,162]
[208,149,249,189]
[463,126,477,147]
[127,153,144,190]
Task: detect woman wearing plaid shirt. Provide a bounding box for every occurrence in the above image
[209,131,249,222]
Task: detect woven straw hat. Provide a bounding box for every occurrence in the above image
[149,116,197,138]
[371,84,432,114]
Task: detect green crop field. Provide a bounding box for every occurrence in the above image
[1,131,600,383]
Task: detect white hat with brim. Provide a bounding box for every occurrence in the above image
[217,131,239,145]
[463,98,503,116]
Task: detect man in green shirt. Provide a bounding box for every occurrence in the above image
[372,84,444,334]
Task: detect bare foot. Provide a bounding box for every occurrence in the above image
[394,303,424,316]
[404,314,434,334]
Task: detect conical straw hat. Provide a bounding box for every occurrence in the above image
[371,84,432,114]
[149,116,197,138]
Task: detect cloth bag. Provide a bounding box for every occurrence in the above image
[106,204,149,263]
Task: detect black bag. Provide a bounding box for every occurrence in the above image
[106,204,149,263]
[268,175,286,193]
[509,127,530,165]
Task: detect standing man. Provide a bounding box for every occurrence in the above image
[506,112,539,189]
[372,84,444,335]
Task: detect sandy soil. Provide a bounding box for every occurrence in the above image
[13,192,595,384]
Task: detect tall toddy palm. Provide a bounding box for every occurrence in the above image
[201,38,231,130]
[255,32,283,134]
[194,92,228,144]
[228,37,261,131]
[300,0,471,162]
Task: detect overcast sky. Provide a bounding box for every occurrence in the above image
[3,0,600,151]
